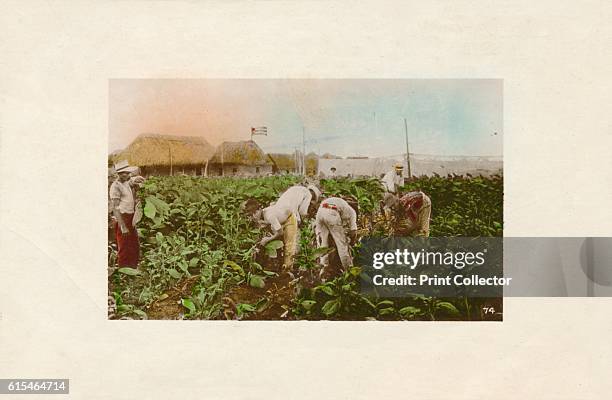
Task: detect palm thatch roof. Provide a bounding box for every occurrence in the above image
[209,140,271,166]
[305,153,318,173]
[268,153,296,170]
[267,152,319,171]
[111,134,215,167]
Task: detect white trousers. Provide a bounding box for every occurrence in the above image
[315,208,353,269]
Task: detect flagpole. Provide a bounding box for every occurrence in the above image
[404,117,412,178]
[302,126,306,176]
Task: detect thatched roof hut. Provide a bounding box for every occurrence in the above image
[112,134,215,168]
[209,140,271,166]
[305,152,318,174]
[267,152,319,175]
[268,153,296,171]
[208,140,273,176]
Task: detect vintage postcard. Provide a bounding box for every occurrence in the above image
[4,1,612,398]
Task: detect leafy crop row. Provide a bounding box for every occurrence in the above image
[108,174,503,320]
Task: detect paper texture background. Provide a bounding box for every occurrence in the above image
[1,1,611,398]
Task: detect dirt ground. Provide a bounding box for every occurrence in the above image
[144,251,344,320]
[145,275,200,320]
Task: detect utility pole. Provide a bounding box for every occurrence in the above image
[374,111,378,137]
[404,117,412,178]
[302,126,306,176]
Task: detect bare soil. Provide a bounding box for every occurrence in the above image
[145,275,200,320]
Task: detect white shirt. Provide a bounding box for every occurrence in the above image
[262,185,312,231]
[109,179,135,214]
[381,170,403,193]
[318,197,358,230]
[275,185,312,221]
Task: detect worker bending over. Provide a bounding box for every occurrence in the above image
[246,184,321,270]
[383,190,431,237]
[315,197,358,271]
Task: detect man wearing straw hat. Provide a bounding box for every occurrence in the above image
[381,163,404,193]
[109,160,145,268]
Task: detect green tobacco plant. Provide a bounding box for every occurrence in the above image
[321,177,384,214]
[109,174,503,320]
[295,220,333,271]
[293,267,376,319]
[402,174,503,237]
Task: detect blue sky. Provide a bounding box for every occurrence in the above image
[109,79,502,157]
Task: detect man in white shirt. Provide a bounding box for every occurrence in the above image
[381,163,404,193]
[109,161,145,267]
[315,197,358,272]
[248,184,321,270]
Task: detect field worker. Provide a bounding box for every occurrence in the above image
[381,163,404,193]
[383,190,431,237]
[247,185,320,270]
[329,166,337,178]
[278,184,319,224]
[315,197,358,271]
[109,160,146,268]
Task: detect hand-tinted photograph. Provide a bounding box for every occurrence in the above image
[107,79,503,320]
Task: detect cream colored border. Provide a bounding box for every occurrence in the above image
[1,1,611,399]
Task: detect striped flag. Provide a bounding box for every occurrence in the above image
[251,126,268,136]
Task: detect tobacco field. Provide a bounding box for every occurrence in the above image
[108,173,503,321]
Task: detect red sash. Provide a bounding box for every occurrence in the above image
[322,202,339,211]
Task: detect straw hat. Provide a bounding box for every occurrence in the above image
[114,160,138,174]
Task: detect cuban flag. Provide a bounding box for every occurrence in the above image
[251,127,268,136]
